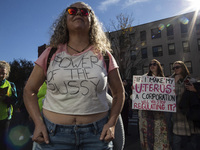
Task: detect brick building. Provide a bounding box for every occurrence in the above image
[109,11,200,80]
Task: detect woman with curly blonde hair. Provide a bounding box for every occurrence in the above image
[24,1,124,150]
[49,1,111,55]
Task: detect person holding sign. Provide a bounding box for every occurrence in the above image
[170,61,200,150]
[137,59,170,150]
[23,2,125,150]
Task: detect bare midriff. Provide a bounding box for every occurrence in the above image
[43,109,108,125]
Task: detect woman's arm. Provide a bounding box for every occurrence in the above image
[23,64,49,144]
[100,68,125,141]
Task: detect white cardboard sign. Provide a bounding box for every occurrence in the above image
[132,75,176,112]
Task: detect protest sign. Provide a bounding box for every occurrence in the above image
[132,75,176,112]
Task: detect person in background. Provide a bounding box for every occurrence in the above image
[0,61,17,149]
[170,61,200,150]
[138,59,170,150]
[123,79,133,119]
[37,82,47,112]
[23,1,124,150]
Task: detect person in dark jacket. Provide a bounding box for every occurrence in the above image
[179,81,200,128]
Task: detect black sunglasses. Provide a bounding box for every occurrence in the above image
[149,63,157,67]
[66,7,91,16]
[172,66,181,70]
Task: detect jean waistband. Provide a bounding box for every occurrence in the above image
[42,113,108,130]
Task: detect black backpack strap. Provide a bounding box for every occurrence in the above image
[104,51,110,73]
[7,81,18,105]
[46,47,57,72]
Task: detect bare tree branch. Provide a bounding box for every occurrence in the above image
[108,13,144,79]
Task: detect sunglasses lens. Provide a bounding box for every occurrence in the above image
[67,7,90,16]
[68,8,77,15]
[149,63,156,66]
[80,8,89,16]
[173,66,181,70]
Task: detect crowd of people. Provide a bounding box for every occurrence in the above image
[136,59,200,150]
[1,1,200,150]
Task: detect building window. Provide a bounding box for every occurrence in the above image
[196,19,200,34]
[168,43,176,55]
[151,28,161,39]
[140,31,146,41]
[185,61,192,73]
[198,39,200,51]
[143,66,149,74]
[129,33,135,42]
[141,48,148,59]
[152,45,163,57]
[180,23,188,33]
[196,23,200,32]
[182,41,190,52]
[131,51,136,60]
[167,24,174,36]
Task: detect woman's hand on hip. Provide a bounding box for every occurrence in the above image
[100,123,115,142]
[32,122,49,144]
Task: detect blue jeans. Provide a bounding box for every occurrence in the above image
[35,115,113,150]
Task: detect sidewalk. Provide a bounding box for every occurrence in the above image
[124,111,141,150]
[124,124,141,150]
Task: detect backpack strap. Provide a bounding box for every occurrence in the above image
[46,47,57,72]
[104,51,110,73]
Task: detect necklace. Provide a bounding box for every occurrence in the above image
[67,43,90,53]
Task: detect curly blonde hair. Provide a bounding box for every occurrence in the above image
[49,1,111,55]
[0,61,11,79]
